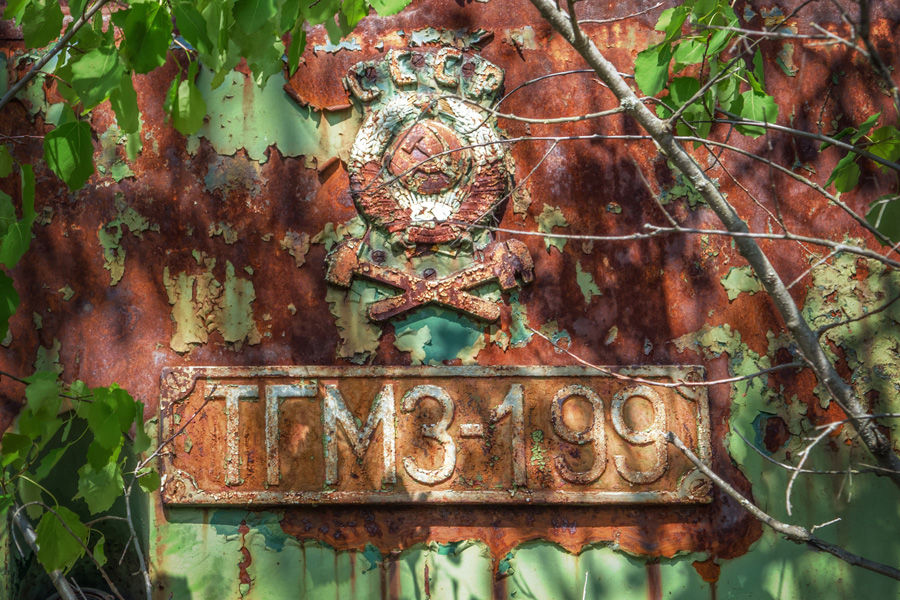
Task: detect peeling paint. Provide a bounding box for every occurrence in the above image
[194,68,362,164]
[98,193,152,285]
[575,261,601,304]
[408,27,492,49]
[33,338,62,374]
[536,204,569,252]
[209,221,239,245]
[163,258,261,353]
[720,265,763,301]
[777,42,799,77]
[278,231,310,268]
[203,154,267,200]
[501,26,538,51]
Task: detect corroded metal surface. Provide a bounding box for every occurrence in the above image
[159,366,711,505]
[5,2,900,596]
[326,238,534,321]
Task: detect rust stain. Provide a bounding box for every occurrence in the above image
[238,519,252,587]
[4,0,893,573]
[646,561,661,600]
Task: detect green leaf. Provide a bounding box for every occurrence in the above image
[231,21,284,86]
[851,112,881,144]
[0,494,13,519]
[233,0,278,34]
[287,23,306,76]
[35,506,89,572]
[868,125,900,171]
[24,372,60,416]
[819,126,855,152]
[71,11,105,52]
[825,153,860,192]
[368,0,411,17]
[733,90,778,138]
[2,0,31,25]
[70,45,125,108]
[22,0,63,49]
[341,0,367,30]
[86,439,114,470]
[673,39,706,66]
[0,270,19,343]
[77,458,124,514]
[68,0,88,19]
[94,535,107,568]
[752,49,765,89]
[138,467,161,493]
[667,76,701,107]
[654,6,689,41]
[114,2,173,74]
[174,2,214,56]
[44,120,94,190]
[0,191,15,240]
[133,401,150,454]
[324,15,342,45]
[706,27,733,56]
[0,146,12,178]
[86,397,123,450]
[33,445,67,481]
[692,0,717,19]
[866,194,900,245]
[18,476,44,519]
[0,164,35,268]
[715,69,739,111]
[634,42,673,97]
[164,62,208,135]
[109,73,141,135]
[1,432,31,467]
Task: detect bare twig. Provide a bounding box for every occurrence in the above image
[0,0,112,113]
[817,293,900,338]
[668,432,900,581]
[12,503,125,600]
[11,509,79,600]
[578,1,663,25]
[529,0,900,487]
[786,423,840,516]
[526,325,804,389]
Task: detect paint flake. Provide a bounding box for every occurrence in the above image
[536,204,569,252]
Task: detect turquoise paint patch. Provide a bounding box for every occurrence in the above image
[194,68,361,164]
[393,306,484,364]
[209,510,288,551]
[361,542,382,573]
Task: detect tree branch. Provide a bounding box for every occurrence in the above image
[0,0,112,113]
[528,0,900,488]
[668,432,900,582]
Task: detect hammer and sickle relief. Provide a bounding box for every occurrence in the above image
[325,48,534,324]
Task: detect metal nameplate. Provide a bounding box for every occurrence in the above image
[158,366,712,505]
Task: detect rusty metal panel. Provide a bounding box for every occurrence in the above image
[159,366,711,505]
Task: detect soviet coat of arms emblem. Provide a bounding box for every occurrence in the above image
[325,48,534,324]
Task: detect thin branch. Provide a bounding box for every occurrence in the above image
[817,292,900,337]
[643,224,900,269]
[12,503,125,600]
[528,0,900,487]
[733,429,867,476]
[697,24,828,40]
[11,509,79,600]
[683,136,900,256]
[786,423,840,516]
[577,1,663,25]
[0,0,112,113]
[526,325,804,389]
[667,432,900,582]
[713,112,900,174]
